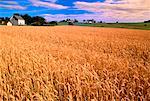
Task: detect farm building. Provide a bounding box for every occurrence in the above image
[0,21,5,25]
[7,21,12,26]
[67,20,74,25]
[10,14,25,25]
[83,19,96,24]
[2,21,5,25]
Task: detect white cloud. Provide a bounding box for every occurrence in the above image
[0,1,26,10]
[73,0,150,22]
[29,0,68,9]
[74,0,150,13]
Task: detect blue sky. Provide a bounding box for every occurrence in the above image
[0,0,150,22]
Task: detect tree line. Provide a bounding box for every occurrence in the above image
[0,13,47,26]
[1,13,150,26]
[18,13,46,25]
[144,20,150,23]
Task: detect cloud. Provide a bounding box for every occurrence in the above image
[29,0,68,9]
[0,1,18,5]
[42,11,150,23]
[73,0,150,22]
[42,13,117,22]
[74,0,150,13]
[0,1,26,10]
[44,0,57,3]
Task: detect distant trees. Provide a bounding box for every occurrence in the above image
[74,19,78,23]
[82,19,96,24]
[83,20,86,22]
[21,14,46,25]
[66,19,71,22]
[59,19,78,23]
[48,21,58,26]
[0,17,9,22]
[21,14,32,25]
[99,21,103,23]
[4,17,9,22]
[144,20,150,23]
[59,19,70,22]
[31,16,46,25]
[0,17,10,25]
[0,13,46,26]
[14,13,20,16]
[59,20,66,22]
[68,22,74,25]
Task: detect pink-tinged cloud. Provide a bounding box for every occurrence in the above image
[0,4,26,10]
[73,0,150,22]
[29,0,68,9]
[41,13,112,22]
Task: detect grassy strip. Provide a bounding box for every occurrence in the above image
[58,22,150,30]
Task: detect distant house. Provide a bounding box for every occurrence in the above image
[67,20,74,25]
[0,19,5,25]
[1,21,5,25]
[10,15,25,25]
[7,21,12,26]
[88,20,93,24]
[83,19,96,24]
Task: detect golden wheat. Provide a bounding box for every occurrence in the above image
[0,26,150,101]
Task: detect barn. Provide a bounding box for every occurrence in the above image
[10,14,25,25]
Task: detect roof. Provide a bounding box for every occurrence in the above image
[13,15,24,20]
[7,21,12,24]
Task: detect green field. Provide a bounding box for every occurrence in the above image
[58,22,150,30]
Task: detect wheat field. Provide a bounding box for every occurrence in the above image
[0,26,150,101]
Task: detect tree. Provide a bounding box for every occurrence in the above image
[14,13,20,16]
[32,16,46,25]
[21,14,32,25]
[0,17,5,21]
[5,17,9,22]
[59,20,66,22]
[68,22,74,25]
[74,19,78,23]
[99,21,103,23]
[144,20,150,23]
[0,13,47,26]
[48,21,58,25]
[66,19,71,22]
[0,17,9,25]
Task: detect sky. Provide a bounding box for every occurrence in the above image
[0,0,150,22]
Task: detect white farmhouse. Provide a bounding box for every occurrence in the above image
[10,15,25,25]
